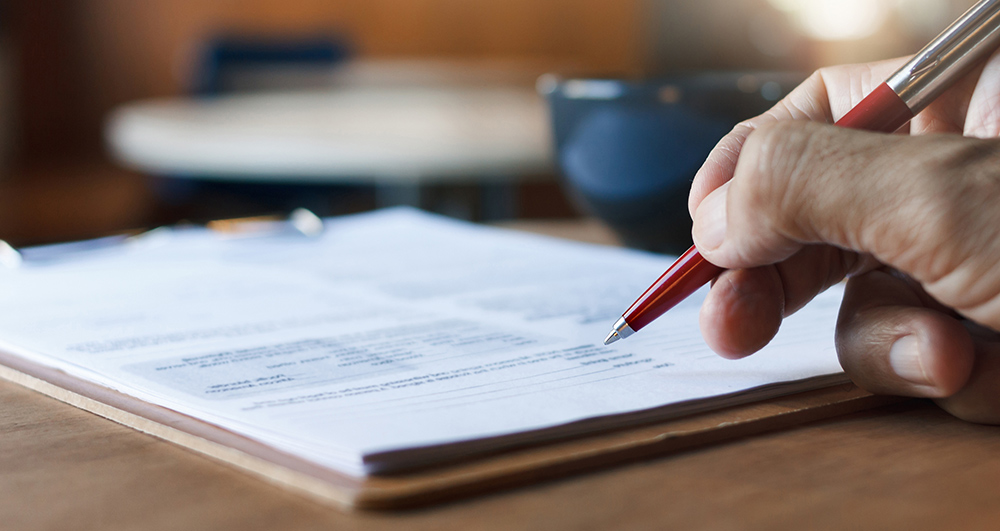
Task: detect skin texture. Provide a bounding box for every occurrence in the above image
[688,52,1000,424]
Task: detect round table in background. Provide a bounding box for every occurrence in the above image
[106,84,554,218]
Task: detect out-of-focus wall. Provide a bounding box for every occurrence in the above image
[13,0,640,166]
[78,0,641,100]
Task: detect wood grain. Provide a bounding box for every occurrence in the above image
[0,348,893,511]
[7,374,1000,530]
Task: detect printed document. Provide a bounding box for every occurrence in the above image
[0,208,846,476]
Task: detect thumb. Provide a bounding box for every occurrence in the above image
[691,121,1000,327]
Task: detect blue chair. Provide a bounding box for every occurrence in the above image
[192,35,351,96]
[153,35,357,220]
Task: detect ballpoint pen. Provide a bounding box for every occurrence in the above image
[604,0,1000,346]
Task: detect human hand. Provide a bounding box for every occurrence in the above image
[688,53,1000,423]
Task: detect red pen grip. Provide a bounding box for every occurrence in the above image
[834,82,913,133]
[623,247,723,331]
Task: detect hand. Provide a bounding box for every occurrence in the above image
[688,53,1000,423]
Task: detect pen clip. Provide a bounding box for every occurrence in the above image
[888,0,1000,112]
[906,55,940,82]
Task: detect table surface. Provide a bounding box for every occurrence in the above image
[5,219,1000,530]
[106,85,552,184]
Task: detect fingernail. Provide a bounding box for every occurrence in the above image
[696,185,728,251]
[889,335,930,386]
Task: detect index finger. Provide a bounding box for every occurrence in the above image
[688,59,908,218]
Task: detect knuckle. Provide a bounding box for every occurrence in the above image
[888,138,1000,283]
[738,121,819,236]
[689,121,762,217]
[864,147,953,265]
[808,67,829,85]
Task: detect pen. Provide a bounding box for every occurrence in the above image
[604,0,1000,346]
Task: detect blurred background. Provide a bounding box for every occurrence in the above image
[0,0,979,247]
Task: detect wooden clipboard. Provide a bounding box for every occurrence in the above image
[0,349,896,511]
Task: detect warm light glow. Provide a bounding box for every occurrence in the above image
[767,0,808,13]
[767,0,891,41]
[895,0,952,35]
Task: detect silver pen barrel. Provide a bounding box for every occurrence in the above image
[888,0,1000,112]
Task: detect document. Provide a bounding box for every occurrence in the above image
[0,208,846,476]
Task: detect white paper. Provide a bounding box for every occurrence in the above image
[0,208,846,475]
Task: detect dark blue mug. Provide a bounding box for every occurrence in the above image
[542,72,802,254]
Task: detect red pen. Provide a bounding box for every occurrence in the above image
[605,0,1000,345]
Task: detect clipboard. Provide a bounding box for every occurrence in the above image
[0,214,899,510]
[0,348,896,511]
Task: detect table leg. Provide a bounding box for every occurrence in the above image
[375,182,422,209]
[480,183,518,221]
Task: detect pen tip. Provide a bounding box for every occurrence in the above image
[603,330,619,345]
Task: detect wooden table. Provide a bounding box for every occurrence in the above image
[4,219,1000,530]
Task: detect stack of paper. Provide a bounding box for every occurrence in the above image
[0,209,845,476]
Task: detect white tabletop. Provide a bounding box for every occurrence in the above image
[106,85,553,184]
